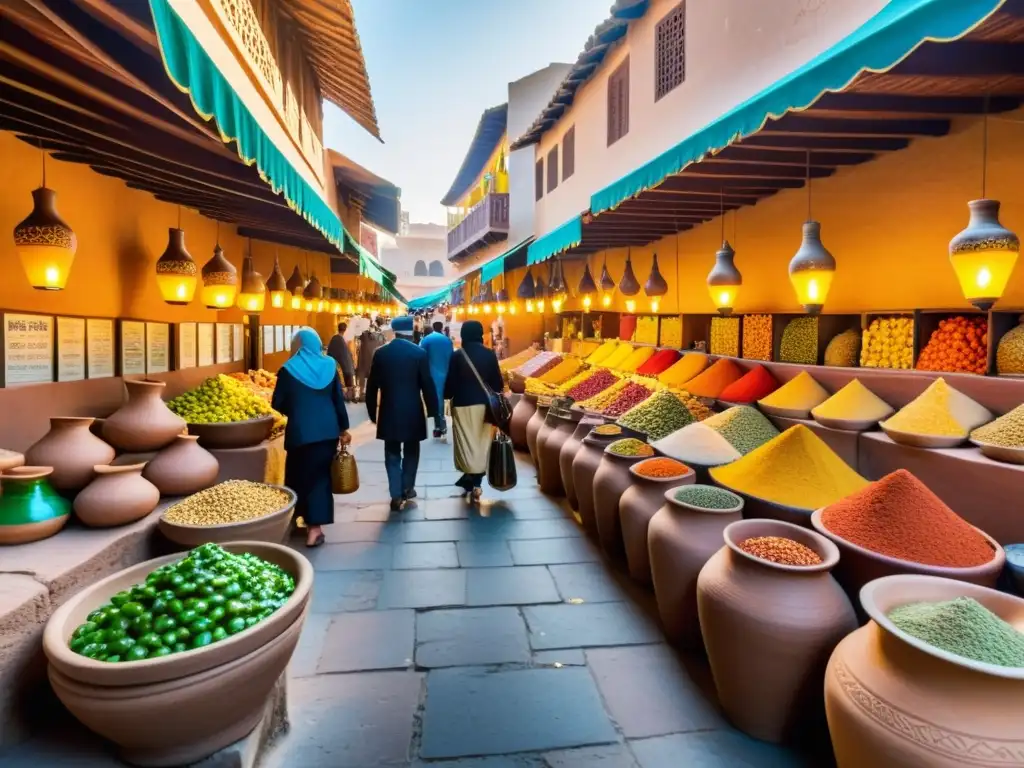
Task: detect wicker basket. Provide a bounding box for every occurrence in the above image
[331,446,359,494]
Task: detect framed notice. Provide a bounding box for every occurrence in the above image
[263,325,274,355]
[86,318,115,379]
[56,316,86,382]
[146,322,170,375]
[215,324,232,363]
[232,324,244,362]
[178,322,197,370]
[197,323,215,367]
[2,312,54,387]
[120,320,146,376]
[274,325,285,351]
[284,325,293,342]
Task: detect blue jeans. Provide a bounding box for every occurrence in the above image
[384,440,420,500]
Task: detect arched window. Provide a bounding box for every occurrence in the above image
[428,260,445,277]
[413,260,428,276]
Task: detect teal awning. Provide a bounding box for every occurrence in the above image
[481,236,532,283]
[527,216,583,265]
[406,286,450,310]
[590,0,1008,215]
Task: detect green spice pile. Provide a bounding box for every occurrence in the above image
[779,317,819,364]
[888,597,1024,668]
[607,438,654,457]
[617,390,695,441]
[971,404,1024,448]
[824,329,862,367]
[673,485,741,510]
[163,481,290,526]
[704,406,780,455]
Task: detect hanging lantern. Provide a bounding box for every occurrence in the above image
[578,262,597,310]
[496,287,509,314]
[13,149,78,290]
[949,199,1020,310]
[303,271,322,313]
[518,268,536,312]
[599,256,616,308]
[644,253,668,313]
[708,241,742,315]
[236,249,266,313]
[619,251,640,313]
[788,222,835,314]
[155,227,197,305]
[200,244,238,309]
[286,265,305,310]
[534,273,547,313]
[265,253,289,308]
[482,281,496,314]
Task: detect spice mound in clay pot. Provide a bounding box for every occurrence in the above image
[880,377,992,448]
[717,365,778,405]
[811,469,1003,595]
[74,464,160,528]
[619,458,695,584]
[103,380,187,453]
[25,417,116,492]
[593,439,652,557]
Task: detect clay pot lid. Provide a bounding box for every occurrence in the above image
[628,462,694,484]
[723,518,840,574]
[3,465,53,480]
[861,574,1024,681]
[664,484,743,515]
[93,462,146,475]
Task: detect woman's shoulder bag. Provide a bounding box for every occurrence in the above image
[460,349,512,433]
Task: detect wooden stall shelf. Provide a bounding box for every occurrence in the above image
[682,313,713,352]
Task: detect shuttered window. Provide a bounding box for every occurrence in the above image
[547,146,559,192]
[607,57,630,146]
[535,158,544,201]
[562,126,575,180]
[656,2,687,101]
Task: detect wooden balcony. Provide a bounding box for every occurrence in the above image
[447,193,510,260]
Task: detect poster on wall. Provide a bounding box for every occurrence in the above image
[285,325,293,343]
[120,320,146,376]
[56,316,86,383]
[86,318,114,379]
[215,324,232,363]
[197,323,215,367]
[1,313,54,387]
[275,325,285,351]
[263,326,274,355]
[146,322,170,375]
[232,324,244,362]
[178,322,197,370]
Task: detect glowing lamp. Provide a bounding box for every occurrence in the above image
[385,307,393,316]
[496,303,506,315]
[155,228,197,305]
[577,263,597,311]
[303,272,323,315]
[236,255,266,313]
[601,294,612,308]
[582,295,592,309]
[14,186,77,291]
[625,299,636,314]
[483,303,492,314]
[643,253,668,308]
[949,199,1020,310]
[618,252,640,315]
[200,244,237,309]
[552,298,563,313]
[265,254,288,309]
[650,299,660,313]
[788,221,835,315]
[537,298,546,313]
[707,241,742,316]
[508,303,517,315]
[526,300,535,313]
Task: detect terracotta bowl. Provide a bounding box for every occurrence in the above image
[186,416,274,450]
[757,402,816,420]
[709,477,813,527]
[49,609,304,768]
[43,541,312,687]
[879,423,966,449]
[970,438,1024,465]
[811,412,890,432]
[157,486,297,548]
[810,508,1005,594]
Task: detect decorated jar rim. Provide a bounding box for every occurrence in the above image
[94,462,146,475]
[860,574,1024,681]
[723,518,840,573]
[628,462,693,483]
[2,465,53,480]
[664,484,744,514]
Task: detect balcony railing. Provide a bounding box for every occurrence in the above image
[447,193,509,260]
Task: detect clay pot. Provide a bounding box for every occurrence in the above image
[593,449,647,559]
[826,575,1024,768]
[509,394,537,451]
[73,464,160,528]
[525,403,549,469]
[560,413,605,511]
[25,417,115,492]
[538,412,578,496]
[0,466,71,545]
[187,416,274,450]
[102,380,186,453]
[534,409,559,483]
[649,485,743,648]
[697,518,857,743]
[619,464,695,585]
[159,486,296,548]
[573,432,618,534]
[144,435,220,496]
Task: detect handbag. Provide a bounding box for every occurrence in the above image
[487,431,518,491]
[331,445,359,494]
[460,349,513,433]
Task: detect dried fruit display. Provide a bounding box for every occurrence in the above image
[566,369,621,402]
[601,382,655,418]
[860,316,914,369]
[634,316,659,345]
[916,316,988,375]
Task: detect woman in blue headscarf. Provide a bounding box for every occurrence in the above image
[272,327,351,547]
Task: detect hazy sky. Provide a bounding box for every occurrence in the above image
[322,0,610,226]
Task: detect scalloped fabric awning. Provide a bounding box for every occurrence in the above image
[481,236,532,283]
[527,216,582,266]
[590,0,1008,216]
[341,231,403,302]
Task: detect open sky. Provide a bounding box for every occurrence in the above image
[322,0,610,226]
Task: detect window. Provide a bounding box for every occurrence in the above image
[413,260,427,276]
[535,158,544,201]
[607,57,630,146]
[428,260,445,277]
[656,2,686,101]
[547,146,559,193]
[562,126,575,180]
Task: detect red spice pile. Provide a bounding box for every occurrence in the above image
[718,365,779,403]
[602,382,653,417]
[820,469,994,567]
[636,349,681,377]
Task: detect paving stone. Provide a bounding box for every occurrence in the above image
[415,607,531,668]
[532,649,587,667]
[354,503,405,522]
[548,563,629,603]
[523,603,662,650]
[266,672,421,767]
[509,537,600,565]
[506,499,569,520]
[310,570,382,613]
[495,519,581,540]
[543,745,640,768]
[465,566,561,606]
[377,568,467,609]
[404,520,473,542]
[392,542,459,569]
[422,497,472,520]
[304,542,393,571]
[413,758,539,768]
[420,667,617,759]
[289,613,331,678]
[418,470,465,486]
[457,540,514,568]
[317,610,415,673]
[586,644,723,738]
[320,521,404,543]
[630,731,806,767]
[427,485,472,499]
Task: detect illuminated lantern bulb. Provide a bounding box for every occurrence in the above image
[788,221,835,315]
[650,298,660,313]
[483,303,492,314]
[949,199,1020,310]
[624,299,637,314]
[601,293,612,308]
[707,240,742,316]
[14,186,77,291]
[508,302,517,315]
[236,254,266,313]
[643,253,668,315]
[265,253,288,309]
[155,228,197,305]
[525,300,534,313]
[582,295,592,309]
[286,265,305,310]
[552,298,563,313]
[200,244,238,309]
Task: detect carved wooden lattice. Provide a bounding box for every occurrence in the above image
[655,2,686,101]
[217,0,282,97]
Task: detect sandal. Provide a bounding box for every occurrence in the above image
[470,487,483,504]
[305,533,326,548]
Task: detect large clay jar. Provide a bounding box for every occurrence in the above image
[25,417,115,492]
[697,519,857,743]
[560,413,604,511]
[619,463,695,586]
[0,466,71,545]
[649,485,743,648]
[826,575,1024,768]
[74,464,160,528]
[525,402,549,469]
[102,380,186,453]
[509,394,537,451]
[573,431,619,534]
[143,435,220,496]
[538,411,578,497]
[593,448,646,559]
[534,408,560,483]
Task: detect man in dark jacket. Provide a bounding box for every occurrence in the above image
[327,322,355,400]
[365,315,438,511]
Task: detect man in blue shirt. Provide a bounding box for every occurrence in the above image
[420,320,453,439]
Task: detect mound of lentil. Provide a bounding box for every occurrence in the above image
[703,406,779,455]
[718,365,778,404]
[673,485,741,510]
[682,359,743,399]
[824,328,862,367]
[888,597,1024,668]
[709,425,868,509]
[163,480,291,526]
[636,349,681,376]
[996,318,1024,374]
[602,382,655,418]
[710,316,740,357]
[593,424,623,436]
[742,314,773,361]
[821,469,994,567]
[881,378,981,437]
[607,438,654,457]
[971,404,1024,448]
[617,390,695,440]
[811,379,894,423]
[634,457,691,478]
[779,317,819,364]
[566,369,620,402]
[658,353,709,387]
[758,371,829,412]
[738,536,822,566]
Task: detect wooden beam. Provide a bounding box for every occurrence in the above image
[713,146,876,167]
[893,41,1024,77]
[659,175,806,192]
[765,115,950,137]
[738,134,912,152]
[693,160,835,180]
[811,93,1020,115]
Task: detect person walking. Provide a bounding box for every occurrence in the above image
[355,317,384,402]
[365,315,438,511]
[272,327,351,548]
[444,320,504,503]
[420,320,453,439]
[327,321,356,400]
